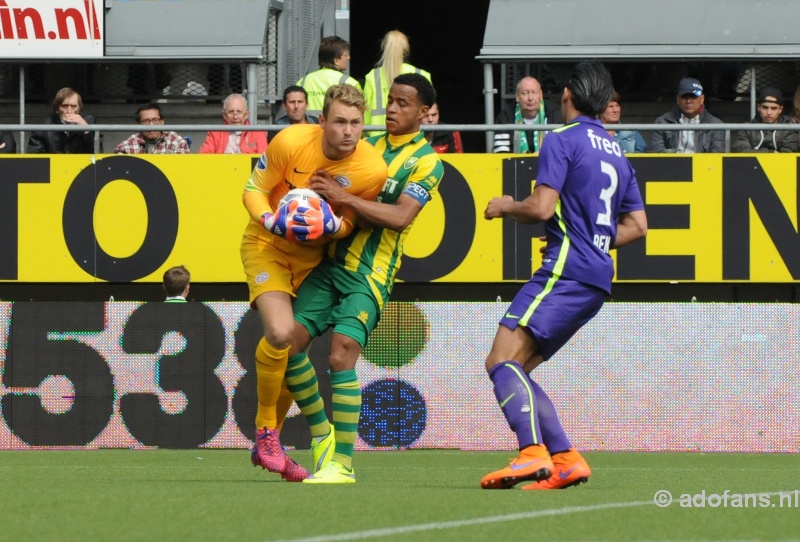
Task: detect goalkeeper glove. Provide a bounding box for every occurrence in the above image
[260,200,298,237]
[291,198,342,241]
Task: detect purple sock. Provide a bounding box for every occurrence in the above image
[529,378,572,453]
[488,360,542,449]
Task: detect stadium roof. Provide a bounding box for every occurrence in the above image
[105,0,269,60]
[478,0,800,62]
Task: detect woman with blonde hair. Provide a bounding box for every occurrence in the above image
[363,30,431,132]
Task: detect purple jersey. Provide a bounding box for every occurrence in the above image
[535,116,644,293]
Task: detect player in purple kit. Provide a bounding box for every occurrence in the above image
[481,61,648,490]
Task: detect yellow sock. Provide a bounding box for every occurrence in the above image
[331,369,360,470]
[275,379,294,433]
[254,337,290,430]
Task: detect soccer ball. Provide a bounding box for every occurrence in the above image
[275,188,327,243]
[279,188,321,208]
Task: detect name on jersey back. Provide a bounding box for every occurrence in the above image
[586,128,622,157]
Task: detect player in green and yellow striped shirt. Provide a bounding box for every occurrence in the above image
[284,73,444,483]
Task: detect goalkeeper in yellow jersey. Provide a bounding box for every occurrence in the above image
[240,84,386,481]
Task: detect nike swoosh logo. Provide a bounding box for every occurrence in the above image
[316,446,332,472]
[559,467,578,479]
[505,313,519,319]
[293,167,309,174]
[499,393,516,408]
[509,458,544,471]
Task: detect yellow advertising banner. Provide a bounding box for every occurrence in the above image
[1,153,797,283]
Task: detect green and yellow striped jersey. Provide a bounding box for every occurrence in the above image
[329,131,444,296]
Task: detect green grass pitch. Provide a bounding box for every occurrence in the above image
[3,450,799,541]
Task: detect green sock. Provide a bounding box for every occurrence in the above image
[286,353,330,438]
[330,369,360,470]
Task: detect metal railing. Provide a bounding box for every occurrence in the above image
[1,122,798,154]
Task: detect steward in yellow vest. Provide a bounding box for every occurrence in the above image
[297,36,361,117]
[362,31,432,134]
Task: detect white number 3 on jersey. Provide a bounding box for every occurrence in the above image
[596,160,619,226]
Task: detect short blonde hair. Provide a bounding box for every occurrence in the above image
[322,83,366,117]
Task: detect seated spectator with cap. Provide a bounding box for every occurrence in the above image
[733,87,799,153]
[199,93,268,154]
[647,77,724,153]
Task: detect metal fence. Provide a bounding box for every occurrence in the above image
[2,122,799,155]
[500,61,800,106]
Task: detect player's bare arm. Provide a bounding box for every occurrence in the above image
[343,193,421,233]
[611,210,648,248]
[308,169,421,233]
[484,184,559,224]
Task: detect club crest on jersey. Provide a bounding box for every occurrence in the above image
[403,156,419,170]
[334,175,351,188]
[255,272,269,284]
[357,311,369,324]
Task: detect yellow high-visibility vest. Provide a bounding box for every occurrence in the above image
[363,63,432,131]
[297,68,362,117]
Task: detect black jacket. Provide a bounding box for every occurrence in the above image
[732,114,799,153]
[27,112,100,154]
[426,130,463,153]
[0,131,16,153]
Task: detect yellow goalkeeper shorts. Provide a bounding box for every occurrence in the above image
[240,222,324,306]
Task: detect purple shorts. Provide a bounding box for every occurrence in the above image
[499,271,606,360]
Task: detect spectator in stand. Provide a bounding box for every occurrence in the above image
[268,86,319,142]
[733,87,799,153]
[600,91,646,154]
[28,87,99,154]
[647,78,724,153]
[792,85,800,123]
[493,76,562,154]
[422,102,463,153]
[363,30,432,133]
[114,103,190,154]
[0,131,16,153]
[297,36,361,117]
[199,93,268,154]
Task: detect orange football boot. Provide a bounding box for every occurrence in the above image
[521,448,591,490]
[481,444,554,489]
